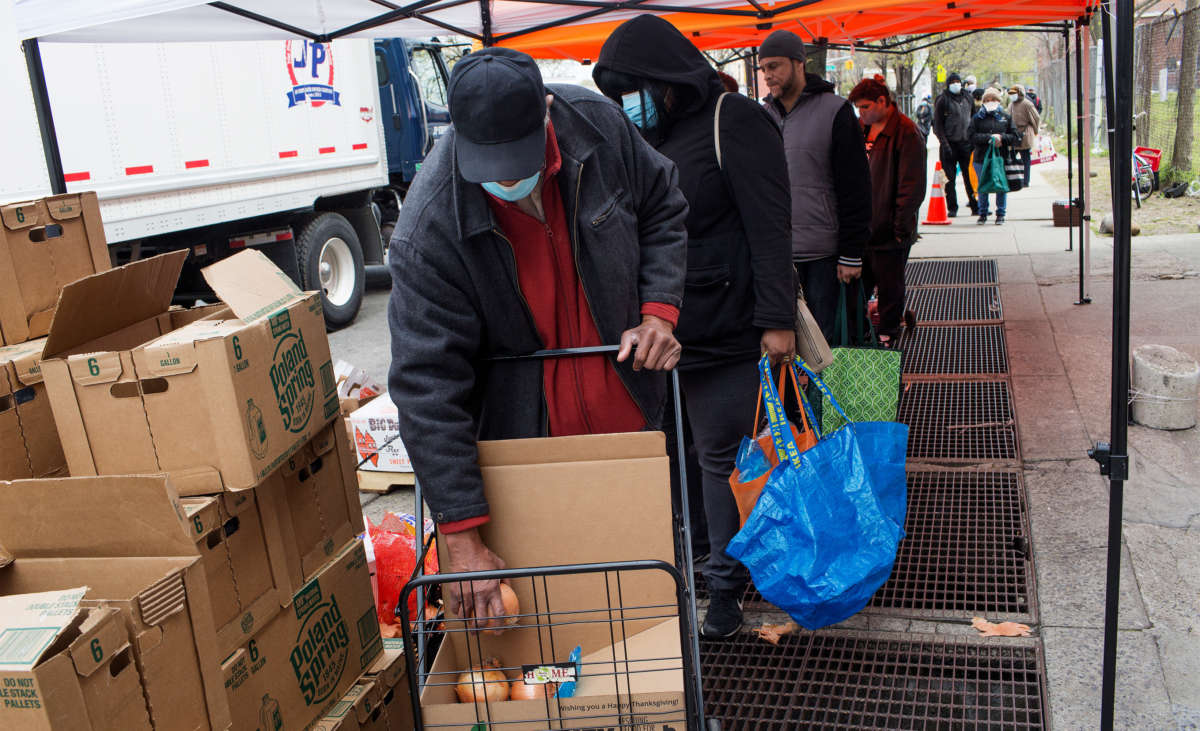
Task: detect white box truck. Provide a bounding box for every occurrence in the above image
[1,22,455,327]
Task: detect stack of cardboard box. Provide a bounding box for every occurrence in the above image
[0,192,110,482]
[0,210,390,731]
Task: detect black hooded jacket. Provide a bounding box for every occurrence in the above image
[594,15,795,369]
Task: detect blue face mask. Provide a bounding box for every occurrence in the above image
[482,170,541,202]
[621,90,658,130]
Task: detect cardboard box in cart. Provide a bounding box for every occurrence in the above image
[0,588,152,731]
[41,248,340,495]
[221,539,382,731]
[0,338,66,481]
[419,432,687,730]
[0,475,233,731]
[0,193,110,347]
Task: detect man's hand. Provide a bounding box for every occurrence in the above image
[761,328,796,366]
[617,315,681,371]
[442,528,510,634]
[837,264,862,283]
[991,133,1002,145]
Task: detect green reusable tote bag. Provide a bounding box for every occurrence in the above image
[976,144,1010,195]
[819,283,903,433]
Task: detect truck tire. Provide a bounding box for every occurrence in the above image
[296,212,365,330]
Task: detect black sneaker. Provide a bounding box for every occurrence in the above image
[701,588,744,639]
[969,201,979,215]
[995,215,1005,225]
[947,210,958,218]
[976,214,988,225]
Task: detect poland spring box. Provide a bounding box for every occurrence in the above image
[41,249,339,494]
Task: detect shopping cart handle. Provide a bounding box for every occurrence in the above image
[490,345,621,362]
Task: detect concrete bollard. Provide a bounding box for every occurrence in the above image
[1131,345,1199,430]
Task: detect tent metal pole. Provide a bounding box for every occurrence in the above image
[1075,21,1091,304]
[481,0,494,45]
[207,2,323,39]
[1101,0,1116,183]
[1064,26,1074,252]
[22,38,66,195]
[1093,0,1134,726]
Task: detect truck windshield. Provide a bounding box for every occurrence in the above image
[410,48,447,109]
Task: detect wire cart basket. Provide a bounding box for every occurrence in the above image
[397,346,718,730]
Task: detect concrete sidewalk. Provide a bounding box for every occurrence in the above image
[918,153,1200,730]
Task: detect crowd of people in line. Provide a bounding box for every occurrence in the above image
[384,16,1040,640]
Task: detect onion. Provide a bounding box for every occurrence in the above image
[510,679,557,701]
[499,584,520,626]
[456,658,509,704]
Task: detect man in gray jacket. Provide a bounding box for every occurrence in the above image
[759,30,872,341]
[387,48,688,629]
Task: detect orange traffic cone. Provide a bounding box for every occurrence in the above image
[923,161,952,225]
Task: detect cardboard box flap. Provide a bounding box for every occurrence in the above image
[476,431,666,467]
[0,338,46,385]
[0,475,196,559]
[1,201,43,230]
[0,587,87,671]
[44,250,188,360]
[202,249,307,323]
[45,194,85,221]
[67,606,128,678]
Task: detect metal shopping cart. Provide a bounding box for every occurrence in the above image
[398,345,717,730]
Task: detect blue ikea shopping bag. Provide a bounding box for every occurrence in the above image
[726,358,908,630]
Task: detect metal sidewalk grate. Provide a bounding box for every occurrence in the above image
[900,381,1019,462]
[868,470,1035,621]
[696,469,1033,620]
[906,285,1003,323]
[702,630,1048,729]
[899,326,1009,376]
[906,259,999,287]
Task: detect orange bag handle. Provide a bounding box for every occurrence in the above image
[751,361,814,439]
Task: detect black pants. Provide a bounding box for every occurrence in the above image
[795,255,840,344]
[677,357,758,592]
[862,247,912,340]
[665,394,709,559]
[1016,147,1033,186]
[939,141,977,214]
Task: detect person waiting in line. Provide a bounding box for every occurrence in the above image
[1008,85,1041,187]
[914,94,934,139]
[387,47,689,630]
[757,29,872,343]
[594,14,797,640]
[849,77,927,347]
[968,87,1022,225]
[933,72,978,218]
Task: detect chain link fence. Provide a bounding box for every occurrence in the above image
[1133,7,1199,178]
[1038,7,1199,179]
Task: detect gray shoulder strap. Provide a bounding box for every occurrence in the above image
[714,91,731,170]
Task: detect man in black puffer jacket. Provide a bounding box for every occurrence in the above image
[594,14,796,640]
[933,72,978,217]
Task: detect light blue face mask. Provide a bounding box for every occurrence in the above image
[621,90,658,130]
[482,170,541,202]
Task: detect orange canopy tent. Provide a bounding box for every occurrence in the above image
[498,0,1096,59]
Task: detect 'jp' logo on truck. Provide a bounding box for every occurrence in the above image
[286,40,341,108]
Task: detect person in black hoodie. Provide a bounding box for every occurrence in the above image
[594,14,796,639]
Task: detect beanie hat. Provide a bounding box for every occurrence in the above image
[759,30,806,62]
[982,87,1004,103]
[946,72,962,84]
